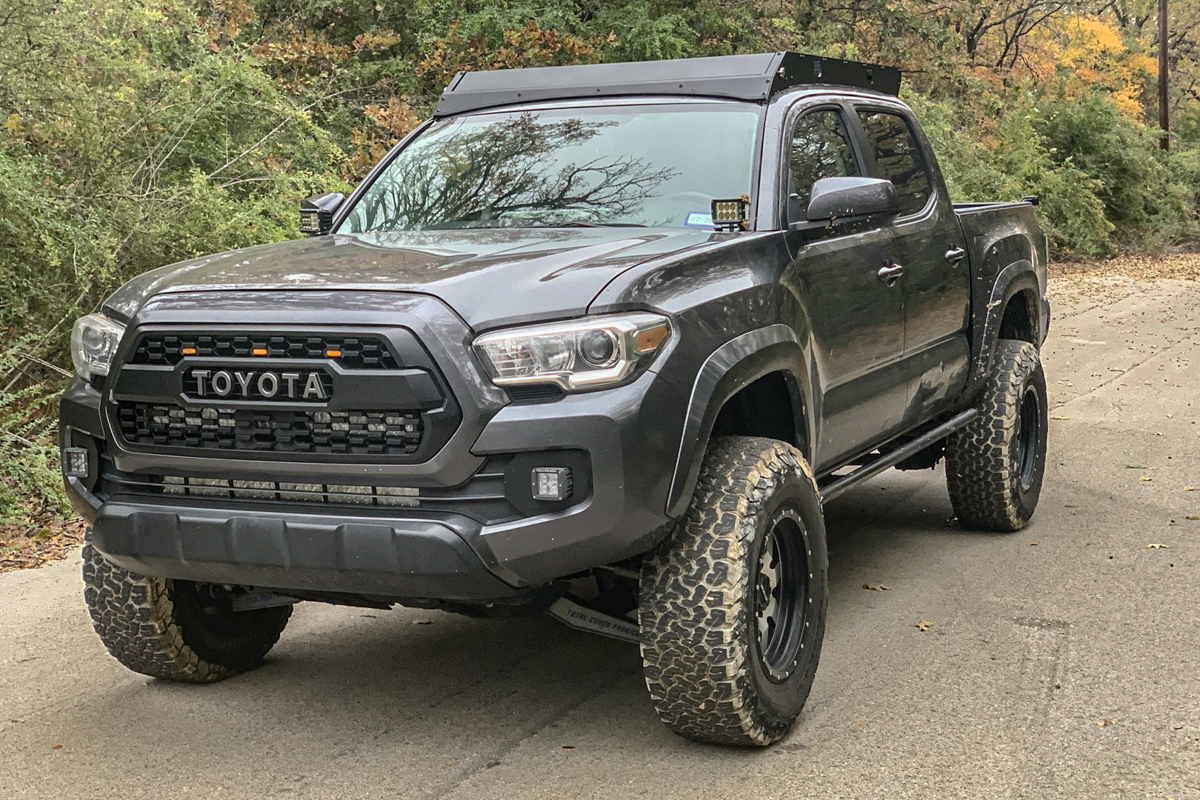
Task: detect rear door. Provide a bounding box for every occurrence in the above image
[852,106,971,425]
[780,103,908,471]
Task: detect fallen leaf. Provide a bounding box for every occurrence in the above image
[1147,543,1169,549]
[862,583,891,591]
[51,744,63,750]
[561,745,576,750]
[1125,464,1146,469]
[1096,718,1116,727]
[1185,486,1196,492]
[1140,476,1153,482]
[914,619,933,632]
[1186,515,1200,521]
[1029,542,1039,546]
[412,619,433,625]
[1051,415,1070,420]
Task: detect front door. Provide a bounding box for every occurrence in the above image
[780,105,908,471]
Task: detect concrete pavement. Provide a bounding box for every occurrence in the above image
[2,276,1198,799]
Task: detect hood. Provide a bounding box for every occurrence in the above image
[104,228,723,330]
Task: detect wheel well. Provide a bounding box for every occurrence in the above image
[999,290,1037,344]
[710,371,807,457]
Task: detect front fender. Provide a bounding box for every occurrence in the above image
[665,324,813,517]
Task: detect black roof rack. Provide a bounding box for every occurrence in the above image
[434,52,900,117]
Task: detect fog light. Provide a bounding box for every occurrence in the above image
[531,467,572,502]
[62,447,89,478]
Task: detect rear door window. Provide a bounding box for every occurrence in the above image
[856,110,932,216]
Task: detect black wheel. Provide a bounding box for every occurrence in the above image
[82,539,292,683]
[639,436,828,746]
[945,339,1048,531]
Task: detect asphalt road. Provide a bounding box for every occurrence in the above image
[3,277,1198,799]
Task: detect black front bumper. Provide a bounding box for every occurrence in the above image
[61,292,689,602]
[90,498,518,601]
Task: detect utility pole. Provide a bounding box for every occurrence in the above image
[1159,0,1170,149]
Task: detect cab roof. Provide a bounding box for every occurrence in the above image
[433,52,901,118]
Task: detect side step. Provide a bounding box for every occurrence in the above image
[547,596,640,643]
[819,409,978,504]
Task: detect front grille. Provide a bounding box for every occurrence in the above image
[117,403,424,456]
[130,334,398,369]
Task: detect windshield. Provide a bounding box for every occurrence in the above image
[337,103,760,232]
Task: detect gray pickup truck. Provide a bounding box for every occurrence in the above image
[60,52,1049,746]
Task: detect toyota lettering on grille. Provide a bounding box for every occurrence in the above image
[187,369,329,401]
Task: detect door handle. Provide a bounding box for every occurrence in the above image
[877,263,904,286]
[944,246,966,266]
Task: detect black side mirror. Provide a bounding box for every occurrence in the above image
[802,177,898,225]
[300,192,345,236]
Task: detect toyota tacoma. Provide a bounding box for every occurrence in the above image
[60,52,1050,746]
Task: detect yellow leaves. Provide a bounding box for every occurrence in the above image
[1096,718,1116,727]
[418,20,605,88]
[352,31,401,53]
[250,26,353,87]
[1050,16,1155,118]
[914,620,933,632]
[200,0,258,50]
[344,97,422,182]
[1147,543,1169,549]
[363,97,421,139]
[1065,18,1125,59]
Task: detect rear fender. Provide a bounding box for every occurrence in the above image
[967,260,1043,398]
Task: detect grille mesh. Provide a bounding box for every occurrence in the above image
[117,403,423,456]
[130,334,398,369]
[160,477,420,507]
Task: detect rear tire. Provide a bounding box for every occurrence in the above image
[945,339,1048,531]
[82,540,292,682]
[639,436,828,746]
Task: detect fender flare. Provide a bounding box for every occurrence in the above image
[665,324,813,517]
[967,260,1043,396]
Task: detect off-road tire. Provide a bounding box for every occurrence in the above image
[82,541,292,682]
[639,436,828,746]
[945,339,1048,531]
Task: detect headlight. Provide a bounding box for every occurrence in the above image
[70,314,126,380]
[473,313,671,392]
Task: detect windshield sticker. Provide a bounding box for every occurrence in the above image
[684,211,714,228]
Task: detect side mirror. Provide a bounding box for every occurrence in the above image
[803,177,898,225]
[300,192,345,236]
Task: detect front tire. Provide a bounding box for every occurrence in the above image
[82,540,292,682]
[639,436,828,746]
[945,339,1048,531]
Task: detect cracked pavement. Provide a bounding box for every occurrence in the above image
[2,276,1198,799]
